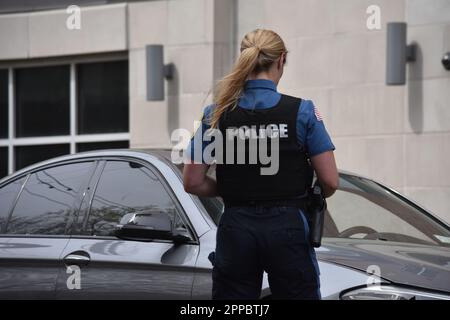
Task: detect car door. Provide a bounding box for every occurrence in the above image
[0,161,95,299]
[56,158,199,299]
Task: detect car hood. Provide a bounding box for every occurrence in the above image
[317,239,450,293]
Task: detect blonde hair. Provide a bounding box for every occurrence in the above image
[208,29,287,128]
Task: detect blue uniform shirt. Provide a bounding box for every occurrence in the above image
[187,79,335,161]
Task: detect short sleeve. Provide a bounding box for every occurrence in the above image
[296,99,335,157]
[185,104,215,163]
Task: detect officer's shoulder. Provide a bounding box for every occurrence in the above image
[279,94,309,108]
[280,93,302,104]
[294,98,317,127]
[277,94,302,115]
[280,94,313,113]
[298,98,315,115]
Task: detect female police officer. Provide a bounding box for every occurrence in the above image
[183,29,338,300]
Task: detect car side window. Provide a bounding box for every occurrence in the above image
[0,177,26,233]
[85,160,186,237]
[325,176,440,245]
[327,191,429,239]
[6,162,94,235]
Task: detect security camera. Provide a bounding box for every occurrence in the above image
[442,52,450,71]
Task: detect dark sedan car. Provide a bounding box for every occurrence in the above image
[0,149,449,299]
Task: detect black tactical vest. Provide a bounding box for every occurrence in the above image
[216,94,313,203]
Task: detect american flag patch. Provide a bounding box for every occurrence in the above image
[314,106,323,121]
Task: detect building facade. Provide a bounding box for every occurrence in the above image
[0,0,449,222]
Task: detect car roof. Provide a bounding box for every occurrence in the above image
[0,147,363,184]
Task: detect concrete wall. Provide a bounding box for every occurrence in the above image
[0,3,128,59]
[0,0,234,148]
[403,0,450,223]
[237,0,450,223]
[128,0,235,149]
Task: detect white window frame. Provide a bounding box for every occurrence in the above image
[0,52,130,175]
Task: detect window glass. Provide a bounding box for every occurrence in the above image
[325,175,450,246]
[15,65,70,137]
[0,69,7,138]
[0,177,25,232]
[77,61,128,134]
[7,162,93,235]
[15,144,70,171]
[76,140,129,153]
[199,196,223,226]
[86,160,183,237]
[327,190,429,240]
[0,147,7,179]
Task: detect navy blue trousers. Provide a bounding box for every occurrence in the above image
[211,205,321,300]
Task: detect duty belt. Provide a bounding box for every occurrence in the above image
[224,196,308,209]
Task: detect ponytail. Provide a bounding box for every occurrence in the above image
[209,47,260,128]
[208,29,287,129]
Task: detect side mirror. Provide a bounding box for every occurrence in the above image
[115,211,191,243]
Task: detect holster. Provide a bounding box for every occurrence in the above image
[305,185,326,248]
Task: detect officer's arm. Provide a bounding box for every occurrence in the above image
[310,151,339,198]
[183,162,218,197]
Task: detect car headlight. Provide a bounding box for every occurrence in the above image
[341,285,450,300]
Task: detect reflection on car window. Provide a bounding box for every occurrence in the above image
[6,162,93,235]
[0,177,26,232]
[86,160,184,237]
[325,175,450,246]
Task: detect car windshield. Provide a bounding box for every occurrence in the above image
[170,159,450,247]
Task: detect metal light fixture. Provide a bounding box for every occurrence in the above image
[386,22,416,85]
[146,45,174,101]
[442,52,450,70]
